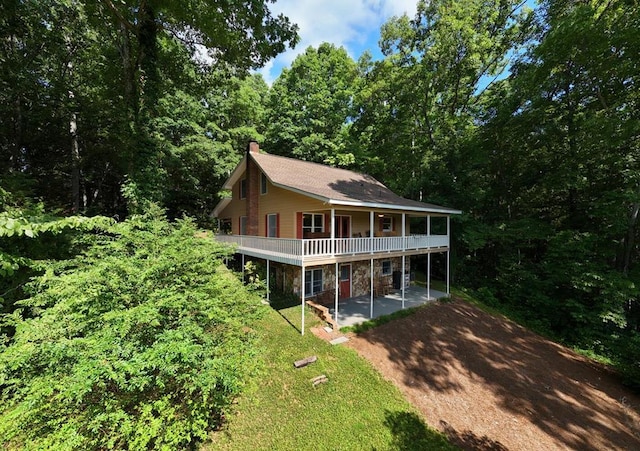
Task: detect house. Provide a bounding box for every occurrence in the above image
[212,141,461,333]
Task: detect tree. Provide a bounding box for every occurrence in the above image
[464,0,640,372]
[352,0,532,203]
[0,210,263,449]
[155,72,270,222]
[0,1,298,216]
[265,43,359,166]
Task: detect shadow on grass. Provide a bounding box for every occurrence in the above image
[267,291,302,334]
[381,410,454,451]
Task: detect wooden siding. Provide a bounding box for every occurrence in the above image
[218,175,327,238]
[217,167,450,238]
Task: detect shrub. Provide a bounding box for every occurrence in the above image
[0,210,262,449]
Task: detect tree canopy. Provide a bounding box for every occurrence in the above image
[2,0,640,446]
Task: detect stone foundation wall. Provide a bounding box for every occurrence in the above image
[268,258,410,298]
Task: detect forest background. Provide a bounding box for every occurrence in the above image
[0,0,639,448]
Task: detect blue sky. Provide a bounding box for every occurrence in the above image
[257,0,419,84]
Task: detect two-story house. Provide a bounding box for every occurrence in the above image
[212,141,461,332]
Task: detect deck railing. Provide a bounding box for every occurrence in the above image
[215,234,448,261]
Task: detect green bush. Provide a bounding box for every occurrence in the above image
[0,210,262,449]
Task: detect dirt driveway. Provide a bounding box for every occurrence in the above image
[347,299,640,450]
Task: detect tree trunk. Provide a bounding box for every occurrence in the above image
[622,201,639,276]
[70,108,82,212]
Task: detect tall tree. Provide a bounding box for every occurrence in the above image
[0,0,298,215]
[353,0,532,202]
[467,0,640,356]
[265,43,359,166]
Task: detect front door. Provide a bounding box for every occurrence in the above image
[339,264,351,299]
[334,216,351,238]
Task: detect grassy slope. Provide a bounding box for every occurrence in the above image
[205,304,455,451]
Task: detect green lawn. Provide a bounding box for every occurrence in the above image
[205,303,455,451]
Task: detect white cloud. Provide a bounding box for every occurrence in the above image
[257,0,418,84]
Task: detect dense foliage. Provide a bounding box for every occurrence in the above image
[2,0,640,445]
[0,0,297,217]
[0,211,262,449]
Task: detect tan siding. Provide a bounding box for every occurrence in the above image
[258,183,326,238]
[218,177,247,233]
[218,170,429,238]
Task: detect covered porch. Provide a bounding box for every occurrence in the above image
[328,285,447,327]
[303,285,448,329]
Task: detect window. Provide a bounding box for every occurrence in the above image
[382,260,392,276]
[305,268,323,297]
[303,213,324,234]
[239,216,247,235]
[239,179,247,199]
[382,216,393,232]
[261,173,268,194]
[267,213,278,237]
[219,218,232,234]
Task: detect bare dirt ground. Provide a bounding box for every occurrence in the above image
[346,298,640,450]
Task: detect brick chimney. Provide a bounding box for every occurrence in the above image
[248,140,260,154]
[246,140,260,235]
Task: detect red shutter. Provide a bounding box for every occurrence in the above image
[265,214,268,236]
[276,213,280,238]
[379,217,384,233]
[324,213,330,234]
[392,216,396,231]
[296,212,303,238]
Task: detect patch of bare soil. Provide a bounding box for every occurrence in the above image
[346,298,640,450]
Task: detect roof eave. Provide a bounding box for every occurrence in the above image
[267,181,461,215]
[212,197,232,217]
[328,199,462,215]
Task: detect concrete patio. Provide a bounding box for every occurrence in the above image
[329,285,447,327]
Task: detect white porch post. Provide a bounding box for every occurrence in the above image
[402,213,406,247]
[266,259,270,303]
[335,262,339,327]
[301,266,305,335]
[447,215,451,297]
[447,251,451,297]
[370,258,374,318]
[427,252,431,300]
[427,215,431,299]
[241,254,245,283]
[369,210,374,253]
[402,213,406,309]
[331,208,335,256]
[402,255,406,309]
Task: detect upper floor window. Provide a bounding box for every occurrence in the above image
[219,218,232,234]
[267,213,278,237]
[261,173,268,194]
[382,216,393,232]
[240,179,247,199]
[303,213,324,234]
[240,216,247,235]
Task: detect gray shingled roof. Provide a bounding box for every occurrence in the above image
[251,152,460,214]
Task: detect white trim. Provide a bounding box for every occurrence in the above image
[301,267,305,335]
[335,262,339,327]
[266,259,270,302]
[221,155,247,190]
[329,198,461,215]
[401,255,406,309]
[370,258,374,318]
